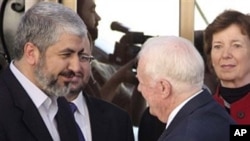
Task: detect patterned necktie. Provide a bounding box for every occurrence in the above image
[69,102,86,141]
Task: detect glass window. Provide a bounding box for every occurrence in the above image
[95,0,179,54]
[95,0,250,54]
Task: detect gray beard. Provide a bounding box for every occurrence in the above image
[34,59,70,97]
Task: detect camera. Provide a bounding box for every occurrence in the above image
[109,22,152,65]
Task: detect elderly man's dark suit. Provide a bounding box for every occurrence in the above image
[157,89,235,141]
[0,67,79,141]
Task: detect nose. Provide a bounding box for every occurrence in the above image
[68,56,82,73]
[222,47,232,59]
[95,12,101,22]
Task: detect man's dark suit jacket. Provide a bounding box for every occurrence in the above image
[157,89,235,141]
[0,67,79,141]
[0,67,135,141]
[138,107,166,141]
[83,92,135,141]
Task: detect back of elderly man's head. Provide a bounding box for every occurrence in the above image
[138,36,205,87]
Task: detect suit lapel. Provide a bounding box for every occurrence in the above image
[4,67,79,141]
[84,94,109,141]
[3,67,53,141]
[157,129,168,141]
[22,103,53,141]
[161,89,212,138]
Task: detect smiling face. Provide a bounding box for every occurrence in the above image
[34,33,91,97]
[211,24,250,87]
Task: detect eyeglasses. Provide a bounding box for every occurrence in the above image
[79,53,95,63]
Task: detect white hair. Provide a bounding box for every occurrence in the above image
[137,36,205,92]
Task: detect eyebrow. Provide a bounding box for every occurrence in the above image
[59,48,84,53]
[212,41,224,46]
[231,39,242,43]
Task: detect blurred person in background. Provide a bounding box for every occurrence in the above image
[77,0,146,126]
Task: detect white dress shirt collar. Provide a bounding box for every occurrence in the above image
[71,91,92,141]
[10,61,60,141]
[10,61,50,108]
[71,91,87,117]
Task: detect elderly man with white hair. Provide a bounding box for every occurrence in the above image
[136,36,235,141]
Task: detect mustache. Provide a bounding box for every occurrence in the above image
[60,70,83,78]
